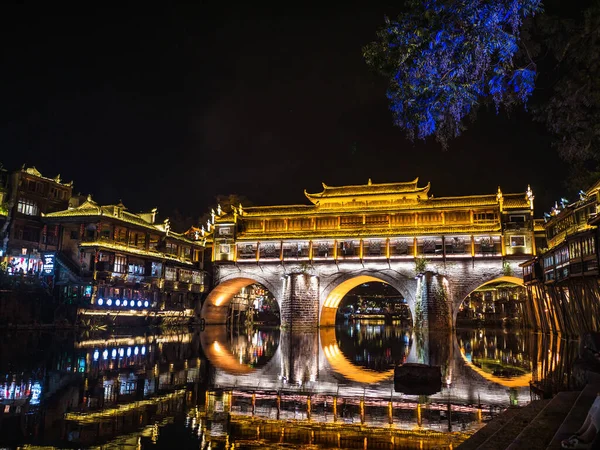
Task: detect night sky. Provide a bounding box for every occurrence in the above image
[1,4,567,227]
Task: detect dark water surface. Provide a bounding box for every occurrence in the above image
[0,325,577,449]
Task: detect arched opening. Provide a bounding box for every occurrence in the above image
[319,277,413,383]
[320,328,397,383]
[320,276,413,327]
[456,328,532,388]
[201,278,280,326]
[457,276,526,328]
[201,326,280,375]
[335,281,413,327]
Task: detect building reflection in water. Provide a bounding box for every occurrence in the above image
[0,325,581,449]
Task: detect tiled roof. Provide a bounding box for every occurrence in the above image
[240,192,529,218]
[305,178,425,200]
[80,241,194,266]
[44,200,200,246]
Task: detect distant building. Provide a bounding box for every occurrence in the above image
[43,196,207,312]
[1,166,73,273]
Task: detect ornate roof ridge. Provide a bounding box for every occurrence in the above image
[304,179,430,204]
[320,177,419,190]
[245,204,313,210]
[22,166,73,187]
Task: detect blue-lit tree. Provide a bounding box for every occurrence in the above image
[364,0,543,147]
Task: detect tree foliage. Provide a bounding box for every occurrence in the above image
[364,0,542,147]
[533,0,600,188]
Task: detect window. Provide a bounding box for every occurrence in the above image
[165,266,177,281]
[509,215,526,222]
[179,269,192,283]
[17,199,39,216]
[149,235,159,250]
[165,242,178,256]
[114,255,127,273]
[474,212,496,221]
[220,244,230,254]
[510,236,525,247]
[192,271,203,284]
[151,262,162,277]
[115,227,127,243]
[128,260,145,275]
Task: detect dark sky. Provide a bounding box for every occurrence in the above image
[1,3,567,226]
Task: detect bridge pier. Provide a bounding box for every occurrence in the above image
[280,273,319,330]
[419,272,452,330]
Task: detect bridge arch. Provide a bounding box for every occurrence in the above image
[319,327,395,383]
[200,326,280,375]
[201,275,281,325]
[452,275,524,325]
[319,270,416,327]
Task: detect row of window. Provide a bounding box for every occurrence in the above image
[224,235,519,259]
[543,235,597,269]
[244,212,528,232]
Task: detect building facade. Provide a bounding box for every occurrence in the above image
[43,197,207,316]
[1,166,73,274]
[521,181,600,335]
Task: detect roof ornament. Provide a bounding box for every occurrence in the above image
[201,225,205,236]
[526,185,534,210]
[238,203,243,216]
[551,201,561,216]
[211,208,216,223]
[560,197,569,209]
[368,178,372,185]
[206,220,212,232]
[217,204,222,216]
[579,190,587,201]
[87,194,93,202]
[54,174,61,183]
[497,186,504,212]
[164,218,171,236]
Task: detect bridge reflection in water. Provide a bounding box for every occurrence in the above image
[0,326,579,449]
[193,325,577,449]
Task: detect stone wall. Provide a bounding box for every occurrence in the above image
[208,257,528,328]
[280,274,319,330]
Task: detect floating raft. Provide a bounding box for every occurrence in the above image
[394,363,442,395]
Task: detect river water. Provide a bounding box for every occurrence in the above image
[0,325,578,449]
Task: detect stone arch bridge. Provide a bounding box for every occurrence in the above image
[201,258,527,329]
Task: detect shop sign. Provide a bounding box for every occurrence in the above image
[42,253,55,275]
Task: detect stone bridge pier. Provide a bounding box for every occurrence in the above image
[201,258,527,330]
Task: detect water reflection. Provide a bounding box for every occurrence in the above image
[0,326,580,449]
[336,323,412,370]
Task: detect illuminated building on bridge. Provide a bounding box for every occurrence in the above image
[203,179,542,329]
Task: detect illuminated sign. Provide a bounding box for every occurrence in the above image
[42,253,55,275]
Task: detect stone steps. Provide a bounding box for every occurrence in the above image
[506,391,580,450]
[546,383,600,450]
[456,407,523,450]
[476,399,549,450]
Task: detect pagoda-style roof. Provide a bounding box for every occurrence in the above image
[43,197,199,245]
[241,191,530,217]
[21,166,73,187]
[304,178,430,206]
